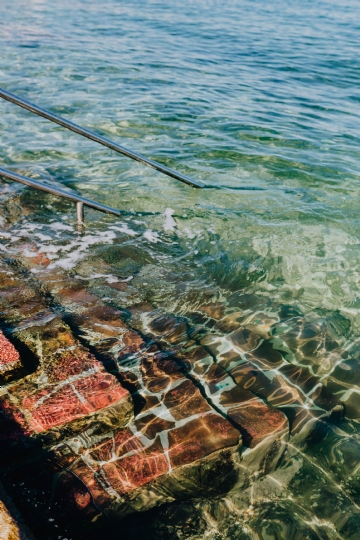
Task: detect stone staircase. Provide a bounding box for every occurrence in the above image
[0,187,359,538]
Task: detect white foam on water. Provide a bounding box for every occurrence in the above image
[48,222,74,231]
[18,223,44,231]
[34,233,53,241]
[37,244,61,254]
[46,230,117,271]
[21,247,39,258]
[183,227,196,239]
[143,229,161,243]
[120,275,133,282]
[163,208,176,232]
[109,223,138,237]
[86,273,119,284]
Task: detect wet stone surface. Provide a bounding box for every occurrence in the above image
[0,197,359,540]
[0,329,20,376]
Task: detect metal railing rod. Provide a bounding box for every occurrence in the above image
[0,166,121,217]
[0,87,204,189]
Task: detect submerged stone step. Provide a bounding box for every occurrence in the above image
[0,245,354,537]
[50,411,240,519]
[4,349,242,530]
[0,258,133,455]
[0,260,241,531]
[25,265,290,453]
[129,302,346,442]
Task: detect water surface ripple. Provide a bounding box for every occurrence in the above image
[1,0,360,538]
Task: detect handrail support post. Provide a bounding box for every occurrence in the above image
[76,201,84,225]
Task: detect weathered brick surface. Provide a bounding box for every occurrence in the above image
[0,330,20,375]
[0,250,353,536]
[0,259,133,452]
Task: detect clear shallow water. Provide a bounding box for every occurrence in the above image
[1,0,360,538]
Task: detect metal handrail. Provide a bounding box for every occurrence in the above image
[0,87,204,189]
[0,166,120,224]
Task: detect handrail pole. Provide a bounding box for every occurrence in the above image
[0,87,204,189]
[0,166,121,217]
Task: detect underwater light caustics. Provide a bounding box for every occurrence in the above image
[0,244,356,532]
[0,193,357,530]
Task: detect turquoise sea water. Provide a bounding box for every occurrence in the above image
[1,0,360,538]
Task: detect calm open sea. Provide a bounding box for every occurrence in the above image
[1,0,360,538]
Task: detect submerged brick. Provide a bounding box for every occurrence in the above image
[0,330,20,375]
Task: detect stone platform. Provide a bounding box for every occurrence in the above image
[0,249,355,539]
[0,180,358,539]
